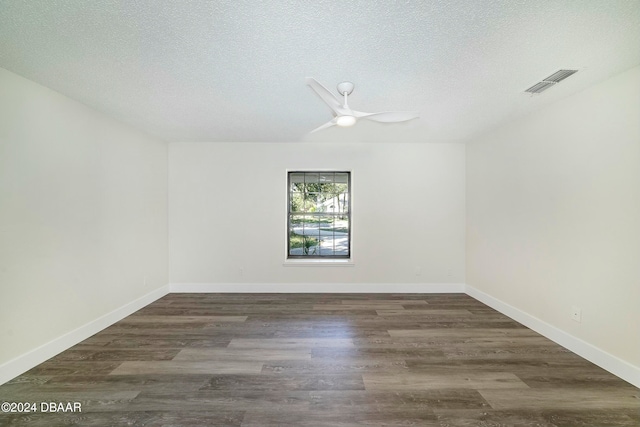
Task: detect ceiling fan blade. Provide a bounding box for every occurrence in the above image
[309,118,337,134]
[357,111,419,123]
[306,77,343,115]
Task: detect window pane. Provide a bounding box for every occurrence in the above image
[323,218,349,234]
[304,173,319,184]
[315,215,334,230]
[290,193,304,213]
[289,173,305,191]
[290,182,304,193]
[318,172,334,183]
[334,173,349,184]
[318,193,341,213]
[304,194,319,212]
[316,195,333,213]
[334,183,348,194]
[326,196,347,214]
[318,235,336,256]
[289,232,320,256]
[316,182,335,193]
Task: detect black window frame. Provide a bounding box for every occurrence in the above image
[287,171,351,259]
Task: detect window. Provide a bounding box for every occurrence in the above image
[287,171,351,259]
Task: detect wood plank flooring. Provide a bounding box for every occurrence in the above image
[0,293,638,426]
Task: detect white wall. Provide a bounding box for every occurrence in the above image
[169,142,465,289]
[0,68,168,371]
[467,66,640,372]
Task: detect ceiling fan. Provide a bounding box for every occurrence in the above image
[306,77,419,133]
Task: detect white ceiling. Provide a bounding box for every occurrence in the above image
[1,1,639,143]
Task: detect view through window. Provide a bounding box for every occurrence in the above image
[287,171,350,258]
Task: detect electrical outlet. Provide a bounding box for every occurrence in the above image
[571,306,582,322]
[415,267,421,277]
[143,276,148,286]
[239,268,244,277]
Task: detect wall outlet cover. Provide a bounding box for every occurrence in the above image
[571,306,582,322]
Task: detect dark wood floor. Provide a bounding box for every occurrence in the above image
[1,293,638,426]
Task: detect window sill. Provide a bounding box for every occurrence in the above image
[283,259,355,267]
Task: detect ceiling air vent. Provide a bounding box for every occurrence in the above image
[525,69,578,94]
[525,81,556,94]
[543,69,578,83]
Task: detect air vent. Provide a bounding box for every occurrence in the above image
[525,81,557,94]
[543,69,578,83]
[524,69,578,94]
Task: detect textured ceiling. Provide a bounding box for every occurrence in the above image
[1,0,639,143]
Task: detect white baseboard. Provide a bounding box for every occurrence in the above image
[0,285,169,386]
[169,282,466,293]
[465,284,640,389]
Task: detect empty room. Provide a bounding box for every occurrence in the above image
[0,1,639,426]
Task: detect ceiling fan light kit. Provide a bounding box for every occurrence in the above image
[336,115,356,127]
[306,77,419,133]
